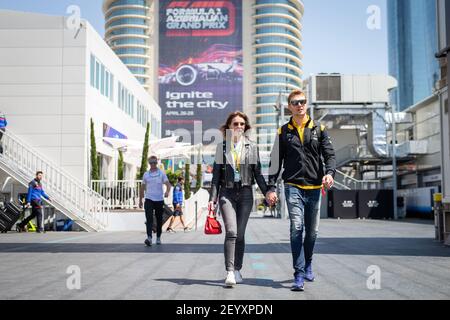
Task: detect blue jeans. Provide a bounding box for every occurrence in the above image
[284,185,321,278]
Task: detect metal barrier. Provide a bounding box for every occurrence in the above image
[92,180,142,210]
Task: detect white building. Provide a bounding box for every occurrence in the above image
[0,9,161,186]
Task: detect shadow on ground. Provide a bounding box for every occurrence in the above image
[153,277,293,289]
[1,238,449,257]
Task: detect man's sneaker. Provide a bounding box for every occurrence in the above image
[167,228,175,233]
[16,224,25,233]
[234,271,243,284]
[144,237,152,247]
[291,276,305,291]
[225,271,236,287]
[305,264,315,282]
[184,227,190,232]
[156,237,161,245]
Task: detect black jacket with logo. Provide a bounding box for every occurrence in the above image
[209,137,268,203]
[268,117,336,188]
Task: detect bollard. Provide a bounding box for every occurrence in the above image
[444,202,450,246]
[433,193,444,242]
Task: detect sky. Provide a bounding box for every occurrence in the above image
[301,0,388,76]
[0,0,389,76]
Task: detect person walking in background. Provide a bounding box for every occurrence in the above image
[16,171,50,233]
[166,176,189,233]
[208,111,276,287]
[267,90,336,292]
[139,156,172,247]
[0,110,7,154]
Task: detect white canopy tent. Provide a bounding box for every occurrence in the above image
[101,136,202,166]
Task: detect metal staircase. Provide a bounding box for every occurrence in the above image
[333,169,380,190]
[0,129,110,231]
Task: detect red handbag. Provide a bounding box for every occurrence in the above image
[204,209,222,235]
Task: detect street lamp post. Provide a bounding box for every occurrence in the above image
[273,94,281,218]
[391,103,398,220]
[273,92,287,219]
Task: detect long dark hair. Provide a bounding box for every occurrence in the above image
[220,111,252,138]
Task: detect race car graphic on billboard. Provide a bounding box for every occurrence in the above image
[159,44,243,86]
[159,0,243,143]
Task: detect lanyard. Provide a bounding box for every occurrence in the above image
[230,140,243,172]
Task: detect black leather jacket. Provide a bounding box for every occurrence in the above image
[209,138,268,203]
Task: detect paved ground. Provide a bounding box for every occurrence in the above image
[0,215,449,300]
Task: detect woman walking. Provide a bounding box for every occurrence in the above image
[208,111,276,287]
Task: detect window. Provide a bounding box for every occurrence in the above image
[112,38,146,45]
[136,101,150,127]
[117,81,136,119]
[90,55,95,87]
[137,103,141,124]
[100,65,105,95]
[115,47,147,55]
[110,28,146,36]
[90,53,115,101]
[128,67,147,75]
[95,61,100,89]
[107,18,147,28]
[109,0,147,8]
[110,74,114,101]
[121,57,147,65]
[106,8,147,19]
[105,70,109,98]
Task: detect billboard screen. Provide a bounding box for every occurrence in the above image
[159,0,243,144]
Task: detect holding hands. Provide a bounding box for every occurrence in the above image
[322,174,334,189]
[265,191,278,206]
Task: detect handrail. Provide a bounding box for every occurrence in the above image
[0,129,110,231]
[92,180,142,210]
[335,169,380,184]
[332,180,351,190]
[334,169,380,190]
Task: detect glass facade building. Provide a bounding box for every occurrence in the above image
[388,0,440,111]
[253,0,304,152]
[103,0,151,90]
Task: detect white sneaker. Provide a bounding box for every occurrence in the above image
[234,271,243,284]
[156,237,161,245]
[225,271,236,287]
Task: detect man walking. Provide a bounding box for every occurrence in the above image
[267,90,336,291]
[139,156,172,246]
[0,110,7,154]
[166,176,189,233]
[17,171,50,233]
